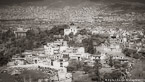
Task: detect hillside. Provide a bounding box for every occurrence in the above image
[0,0,145,30]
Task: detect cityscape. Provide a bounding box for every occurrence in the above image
[0,0,145,82]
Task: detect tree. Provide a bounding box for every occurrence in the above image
[67,60,83,71]
[122,48,137,57]
[103,73,112,79]
[108,56,114,67]
[111,70,122,79]
[78,29,88,35]
[82,38,96,54]
[122,62,128,69]
[114,60,122,69]
[16,69,50,82]
[132,53,140,59]
[68,32,74,38]
[83,65,92,74]
[48,25,67,35]
[68,40,75,47]
[0,73,16,82]
[103,70,122,79]
[91,60,102,81]
[5,28,15,38]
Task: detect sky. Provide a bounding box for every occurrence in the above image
[0,0,145,5]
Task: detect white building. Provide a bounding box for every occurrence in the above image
[44,43,54,55]
[64,24,78,35]
[44,39,68,56]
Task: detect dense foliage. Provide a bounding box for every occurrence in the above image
[0,25,67,66]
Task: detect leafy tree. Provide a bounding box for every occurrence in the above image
[68,32,74,38]
[82,38,96,54]
[108,56,114,67]
[103,70,122,80]
[67,60,83,71]
[91,59,102,81]
[83,65,92,74]
[67,66,76,72]
[122,48,137,57]
[110,70,122,79]
[132,53,140,59]
[114,60,122,69]
[48,24,67,35]
[0,73,16,82]
[78,29,88,35]
[103,73,113,80]
[64,35,69,41]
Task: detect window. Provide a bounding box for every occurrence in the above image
[60,62,63,67]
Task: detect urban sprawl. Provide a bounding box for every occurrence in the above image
[0,6,145,82]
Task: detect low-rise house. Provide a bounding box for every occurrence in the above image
[69,53,82,61]
[8,54,26,66]
[44,43,55,55]
[33,48,45,55]
[14,27,29,38]
[91,55,101,61]
[37,55,51,65]
[62,53,69,61]
[64,23,78,35]
[53,34,63,38]
[44,39,68,55]
[112,56,129,63]
[65,47,86,61]
[52,59,69,67]
[137,48,145,54]
[109,43,121,52]
[128,41,136,49]
[74,34,88,43]
[90,52,101,61]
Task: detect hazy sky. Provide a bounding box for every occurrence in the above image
[0,0,145,5]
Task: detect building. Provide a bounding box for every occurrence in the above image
[44,39,68,56]
[44,43,55,55]
[8,54,26,66]
[14,28,28,38]
[64,23,78,35]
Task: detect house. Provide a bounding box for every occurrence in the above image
[62,53,69,61]
[61,47,85,61]
[92,30,99,35]
[9,54,26,66]
[33,48,45,55]
[113,56,129,64]
[14,27,28,38]
[110,43,121,52]
[69,53,82,61]
[109,37,119,44]
[44,43,55,55]
[90,52,101,61]
[22,50,33,58]
[64,23,78,35]
[44,39,68,55]
[74,34,88,43]
[137,48,145,54]
[52,59,69,67]
[91,55,101,61]
[81,53,91,59]
[128,41,136,49]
